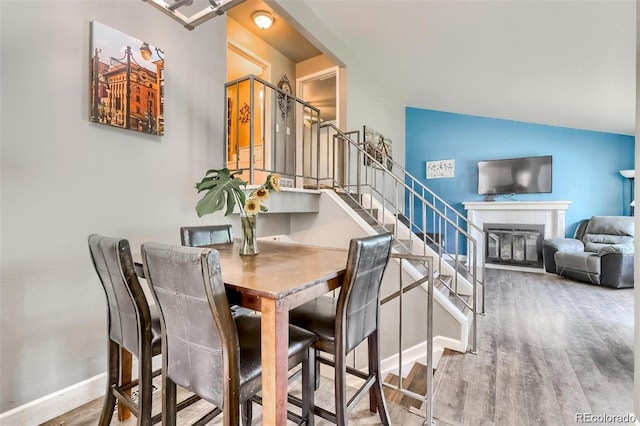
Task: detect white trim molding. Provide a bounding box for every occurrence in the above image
[463,200,571,268]
[0,373,106,425]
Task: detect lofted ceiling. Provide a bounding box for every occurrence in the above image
[262,0,635,136]
[227,0,322,63]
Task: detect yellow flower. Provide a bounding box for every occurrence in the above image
[269,173,281,192]
[254,187,270,201]
[244,197,261,215]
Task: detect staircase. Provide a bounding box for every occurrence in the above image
[335,181,475,331]
[223,74,485,425]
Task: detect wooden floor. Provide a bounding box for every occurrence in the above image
[42,373,425,425]
[432,269,634,426]
[44,268,634,425]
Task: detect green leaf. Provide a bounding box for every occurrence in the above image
[194,168,247,217]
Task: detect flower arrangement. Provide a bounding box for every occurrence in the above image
[195,169,280,255]
[195,168,281,217]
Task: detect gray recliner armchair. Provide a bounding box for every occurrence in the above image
[543,216,634,288]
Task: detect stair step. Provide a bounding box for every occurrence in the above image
[373,224,394,234]
[438,274,472,313]
[353,208,379,225]
[383,363,431,410]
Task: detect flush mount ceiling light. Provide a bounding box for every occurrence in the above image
[252,10,274,29]
[142,0,246,30]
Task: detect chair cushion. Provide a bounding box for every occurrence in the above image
[554,252,601,284]
[289,296,338,353]
[582,216,634,252]
[235,315,317,388]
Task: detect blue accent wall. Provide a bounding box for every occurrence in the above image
[405,108,635,242]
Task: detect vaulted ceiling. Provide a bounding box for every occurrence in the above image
[234,0,636,135]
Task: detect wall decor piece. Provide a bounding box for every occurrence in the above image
[363,125,393,171]
[277,74,293,119]
[426,159,455,179]
[239,102,251,124]
[90,21,165,135]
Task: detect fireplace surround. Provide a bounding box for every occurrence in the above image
[484,223,545,268]
[463,200,571,271]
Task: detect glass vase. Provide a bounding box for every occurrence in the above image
[240,214,258,256]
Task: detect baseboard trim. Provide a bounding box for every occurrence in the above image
[0,373,106,425]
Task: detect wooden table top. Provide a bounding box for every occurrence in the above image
[210,240,348,300]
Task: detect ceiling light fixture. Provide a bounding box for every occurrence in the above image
[252,10,274,30]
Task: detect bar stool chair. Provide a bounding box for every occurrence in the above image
[289,233,394,425]
[180,224,234,247]
[180,224,249,317]
[88,234,163,426]
[141,243,318,425]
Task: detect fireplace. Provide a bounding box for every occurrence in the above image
[484,223,545,268]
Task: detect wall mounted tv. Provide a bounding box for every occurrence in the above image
[478,155,552,195]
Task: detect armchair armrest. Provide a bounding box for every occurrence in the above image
[597,245,635,288]
[597,244,634,256]
[544,238,584,252]
[543,238,584,273]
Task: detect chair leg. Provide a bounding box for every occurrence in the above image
[98,340,119,426]
[137,344,154,426]
[367,332,390,425]
[241,401,253,426]
[314,348,321,390]
[334,351,348,426]
[302,348,315,426]
[162,377,177,426]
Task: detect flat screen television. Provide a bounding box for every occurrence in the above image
[478,155,552,195]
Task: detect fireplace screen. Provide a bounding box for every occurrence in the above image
[484,224,545,268]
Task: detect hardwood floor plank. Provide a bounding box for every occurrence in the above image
[433,269,634,426]
[44,268,635,425]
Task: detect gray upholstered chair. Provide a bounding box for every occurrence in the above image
[179,224,249,317]
[88,235,164,426]
[141,243,318,425]
[543,216,634,288]
[180,224,234,247]
[289,233,394,425]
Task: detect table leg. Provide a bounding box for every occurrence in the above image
[118,348,132,421]
[261,298,289,425]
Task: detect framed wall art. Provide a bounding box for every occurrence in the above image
[90,21,165,135]
[363,125,393,171]
[426,159,455,179]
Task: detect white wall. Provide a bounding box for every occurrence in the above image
[0,0,229,412]
[227,17,295,87]
[270,0,406,172]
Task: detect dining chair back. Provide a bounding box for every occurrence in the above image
[180,224,233,247]
[289,233,394,425]
[88,234,161,426]
[141,243,317,425]
[339,233,393,353]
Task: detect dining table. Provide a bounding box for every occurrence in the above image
[133,240,349,424]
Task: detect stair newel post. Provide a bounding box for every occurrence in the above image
[249,75,255,185]
[425,256,434,426]
[422,207,427,257]
[356,144,361,199]
[397,257,404,392]
[316,115,321,189]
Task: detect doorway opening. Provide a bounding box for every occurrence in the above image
[226,41,271,183]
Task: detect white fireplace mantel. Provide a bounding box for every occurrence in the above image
[463,200,572,269]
